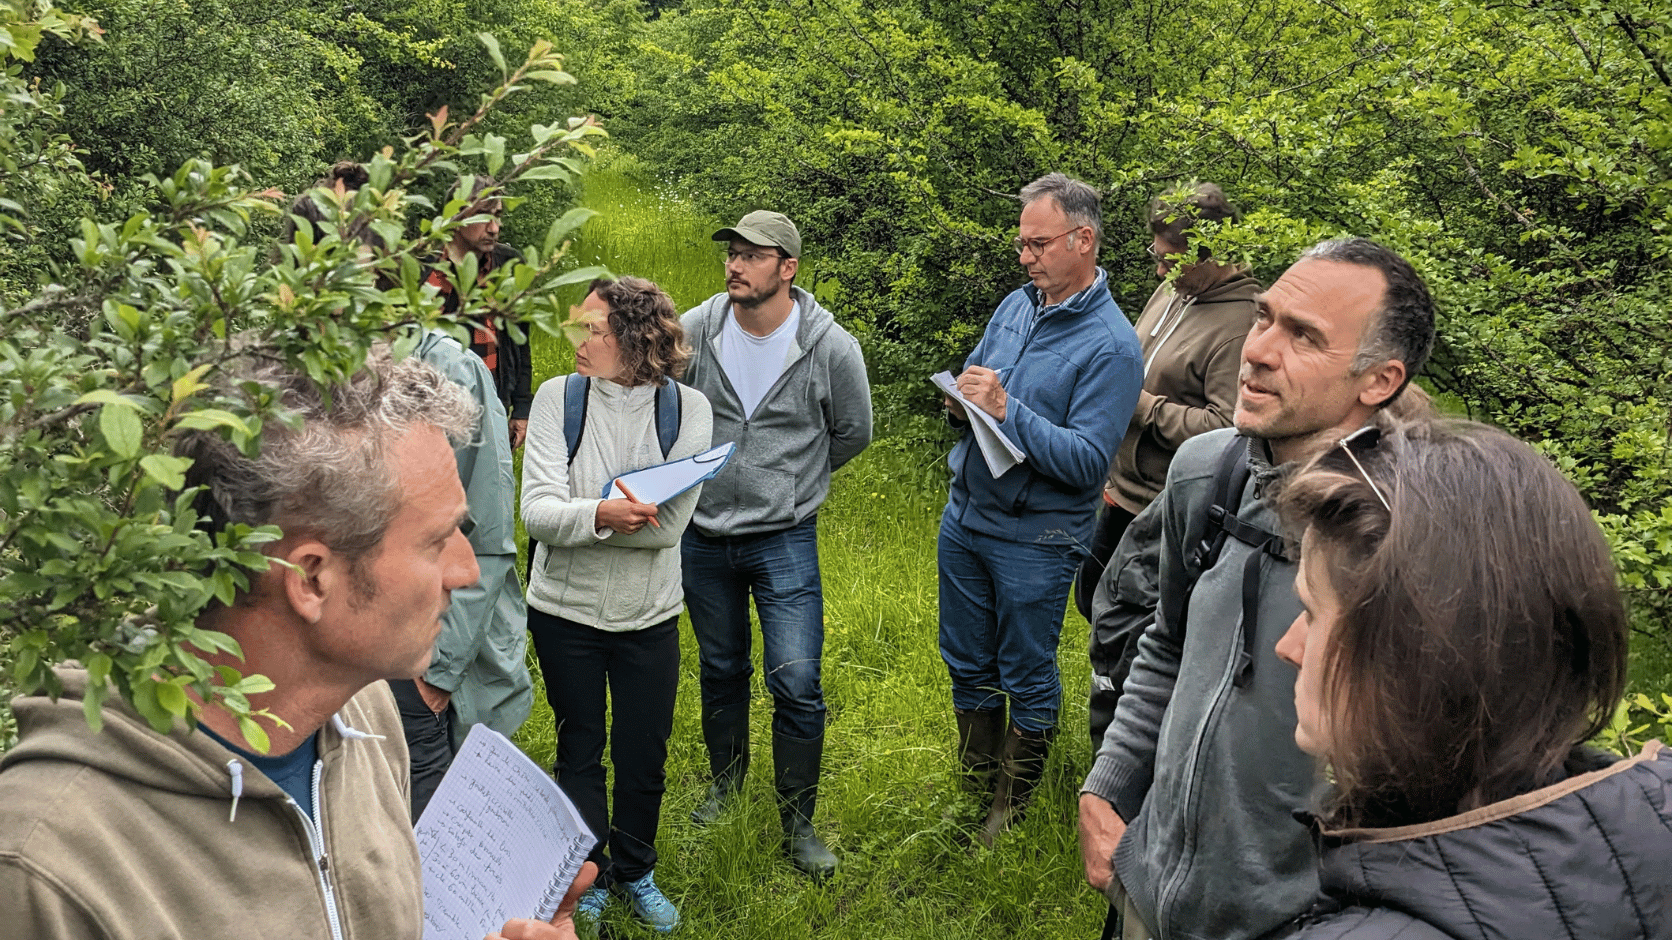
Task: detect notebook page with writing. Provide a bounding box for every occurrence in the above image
[416,725,595,940]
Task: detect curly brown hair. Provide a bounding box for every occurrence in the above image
[588,277,692,386]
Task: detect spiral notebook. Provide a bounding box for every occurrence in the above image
[415,725,595,940]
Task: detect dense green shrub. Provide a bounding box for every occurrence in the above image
[612,0,1672,657]
[0,12,605,736]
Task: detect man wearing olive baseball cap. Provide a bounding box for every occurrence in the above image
[678,210,873,881]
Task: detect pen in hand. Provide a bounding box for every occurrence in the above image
[615,479,661,528]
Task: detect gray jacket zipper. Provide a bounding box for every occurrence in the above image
[285,760,345,940]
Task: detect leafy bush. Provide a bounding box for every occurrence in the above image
[613,0,1672,637]
[0,13,605,739]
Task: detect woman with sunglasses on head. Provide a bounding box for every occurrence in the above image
[1269,415,1671,940]
[521,277,713,934]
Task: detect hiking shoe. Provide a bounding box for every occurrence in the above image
[619,870,680,933]
[575,886,609,928]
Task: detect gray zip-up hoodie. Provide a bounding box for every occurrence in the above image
[1084,428,1317,940]
[681,286,873,536]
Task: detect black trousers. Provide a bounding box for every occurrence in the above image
[1074,503,1137,622]
[529,609,680,888]
[389,678,457,823]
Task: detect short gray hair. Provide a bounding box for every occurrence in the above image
[1020,172,1103,250]
[178,345,477,572]
[1300,238,1436,406]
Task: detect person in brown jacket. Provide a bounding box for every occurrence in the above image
[1074,183,1260,621]
[0,349,592,940]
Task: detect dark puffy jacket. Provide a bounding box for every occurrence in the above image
[1280,742,1672,940]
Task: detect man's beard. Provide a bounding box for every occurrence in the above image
[728,275,781,310]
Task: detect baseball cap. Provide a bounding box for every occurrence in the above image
[712,210,801,259]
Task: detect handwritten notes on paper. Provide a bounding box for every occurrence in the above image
[416,725,595,940]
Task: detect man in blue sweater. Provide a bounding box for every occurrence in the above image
[940,173,1143,844]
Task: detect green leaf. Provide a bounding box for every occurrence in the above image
[516,164,575,184]
[156,680,188,717]
[86,652,113,687]
[74,389,136,408]
[484,134,506,177]
[139,454,189,489]
[237,715,271,754]
[544,207,597,255]
[171,363,214,404]
[541,265,612,291]
[172,408,250,435]
[13,646,40,687]
[478,33,506,77]
[236,673,276,695]
[99,403,142,459]
[82,682,106,734]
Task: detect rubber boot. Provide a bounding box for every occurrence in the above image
[955,707,1006,799]
[977,725,1055,847]
[773,730,840,882]
[691,702,749,826]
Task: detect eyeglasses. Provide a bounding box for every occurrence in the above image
[1011,228,1081,258]
[1337,425,1391,512]
[726,249,785,265]
[583,322,614,341]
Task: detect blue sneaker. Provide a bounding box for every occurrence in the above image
[575,886,609,928]
[619,870,680,933]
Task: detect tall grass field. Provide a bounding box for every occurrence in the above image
[512,152,1106,938]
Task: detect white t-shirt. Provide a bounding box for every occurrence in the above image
[718,300,801,418]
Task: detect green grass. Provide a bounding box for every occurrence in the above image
[511,150,1105,938]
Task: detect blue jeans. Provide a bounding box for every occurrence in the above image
[938,510,1084,734]
[682,517,826,740]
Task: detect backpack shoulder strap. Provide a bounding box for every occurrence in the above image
[653,379,682,459]
[1189,435,1254,575]
[564,373,590,467]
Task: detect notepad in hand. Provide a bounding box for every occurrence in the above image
[601,441,736,502]
[932,371,1025,478]
[416,725,595,940]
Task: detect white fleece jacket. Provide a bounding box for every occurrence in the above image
[521,376,713,631]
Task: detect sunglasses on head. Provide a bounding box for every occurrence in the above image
[1338,425,1392,513]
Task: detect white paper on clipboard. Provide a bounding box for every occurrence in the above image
[602,441,736,503]
[932,371,1025,478]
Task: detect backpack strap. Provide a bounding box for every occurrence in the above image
[1182,435,1288,690]
[653,379,682,459]
[1189,435,1254,575]
[564,373,590,467]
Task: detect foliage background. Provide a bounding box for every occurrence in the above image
[1,0,1670,930]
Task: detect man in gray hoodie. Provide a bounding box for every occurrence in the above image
[679,210,873,881]
[1078,238,1435,940]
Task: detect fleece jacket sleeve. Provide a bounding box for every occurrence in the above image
[998,338,1142,492]
[1081,466,1192,820]
[0,858,109,940]
[520,379,607,548]
[1136,334,1244,452]
[824,331,874,472]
